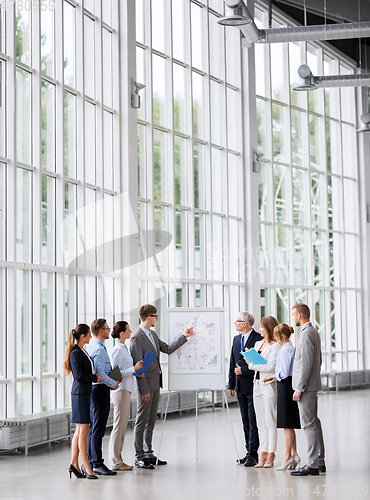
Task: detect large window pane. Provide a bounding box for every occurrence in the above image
[42,175,55,266]
[153,129,167,201]
[193,72,204,140]
[172,0,185,62]
[42,272,55,373]
[0,164,5,260]
[191,3,203,70]
[256,98,267,156]
[212,216,223,281]
[41,7,54,77]
[41,81,55,171]
[194,143,204,210]
[16,270,31,376]
[227,88,238,152]
[16,168,32,263]
[294,228,307,285]
[271,43,288,103]
[0,61,4,157]
[85,102,96,185]
[342,124,357,178]
[173,63,186,134]
[175,209,187,278]
[211,148,222,213]
[138,123,146,198]
[174,136,187,206]
[64,91,77,177]
[292,168,305,226]
[275,226,288,285]
[154,205,168,275]
[259,224,271,284]
[152,0,165,53]
[209,13,224,80]
[326,119,341,175]
[210,80,222,146]
[228,153,239,217]
[309,114,323,170]
[255,43,267,98]
[16,7,31,65]
[17,381,32,416]
[274,164,287,224]
[64,2,76,87]
[84,16,95,98]
[291,109,304,166]
[272,103,286,162]
[312,231,324,286]
[103,28,113,107]
[311,172,323,228]
[153,55,166,127]
[65,182,77,268]
[259,163,268,222]
[226,26,241,87]
[16,68,31,165]
[103,111,113,190]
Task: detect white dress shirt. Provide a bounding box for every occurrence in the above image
[110,342,136,393]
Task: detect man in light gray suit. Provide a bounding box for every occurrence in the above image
[290,303,326,476]
[130,304,193,469]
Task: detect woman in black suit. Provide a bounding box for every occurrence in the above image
[64,324,103,479]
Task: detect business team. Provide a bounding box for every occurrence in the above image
[228,303,325,476]
[66,302,324,477]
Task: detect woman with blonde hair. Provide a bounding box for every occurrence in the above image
[246,316,280,468]
[263,323,301,471]
[64,324,103,479]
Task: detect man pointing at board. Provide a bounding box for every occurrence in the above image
[130,304,194,469]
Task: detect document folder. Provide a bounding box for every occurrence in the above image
[135,351,157,375]
[240,348,267,365]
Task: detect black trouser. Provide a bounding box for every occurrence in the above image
[238,392,259,458]
[88,384,110,468]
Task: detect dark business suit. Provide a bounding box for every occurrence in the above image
[228,329,262,458]
[130,326,187,460]
[69,346,97,423]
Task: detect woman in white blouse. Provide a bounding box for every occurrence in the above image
[246,316,280,468]
[109,321,143,471]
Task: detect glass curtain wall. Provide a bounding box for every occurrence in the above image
[256,6,362,373]
[0,0,120,418]
[135,0,245,387]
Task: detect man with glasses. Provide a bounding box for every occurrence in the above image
[228,312,262,467]
[130,304,194,469]
[87,318,121,476]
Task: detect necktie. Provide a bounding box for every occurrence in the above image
[148,331,157,352]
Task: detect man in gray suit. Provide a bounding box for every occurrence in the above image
[290,303,326,476]
[130,304,193,469]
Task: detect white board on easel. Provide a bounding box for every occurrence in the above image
[167,308,225,391]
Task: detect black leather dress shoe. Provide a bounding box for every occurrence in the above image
[148,456,167,466]
[135,459,155,469]
[318,465,326,473]
[237,455,248,464]
[290,465,319,476]
[244,456,258,467]
[93,464,117,476]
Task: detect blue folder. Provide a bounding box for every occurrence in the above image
[135,351,157,375]
[240,348,267,365]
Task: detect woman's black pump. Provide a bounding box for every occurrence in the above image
[69,464,85,479]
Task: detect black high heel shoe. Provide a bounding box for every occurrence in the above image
[81,464,98,479]
[69,464,85,479]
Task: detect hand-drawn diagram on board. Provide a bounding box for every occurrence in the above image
[168,312,222,374]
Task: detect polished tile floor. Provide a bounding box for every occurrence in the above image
[1,389,369,500]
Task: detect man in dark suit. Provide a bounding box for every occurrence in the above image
[228,312,262,467]
[130,304,193,469]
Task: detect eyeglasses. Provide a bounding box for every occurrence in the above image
[149,315,158,319]
[103,327,111,331]
[235,320,245,323]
